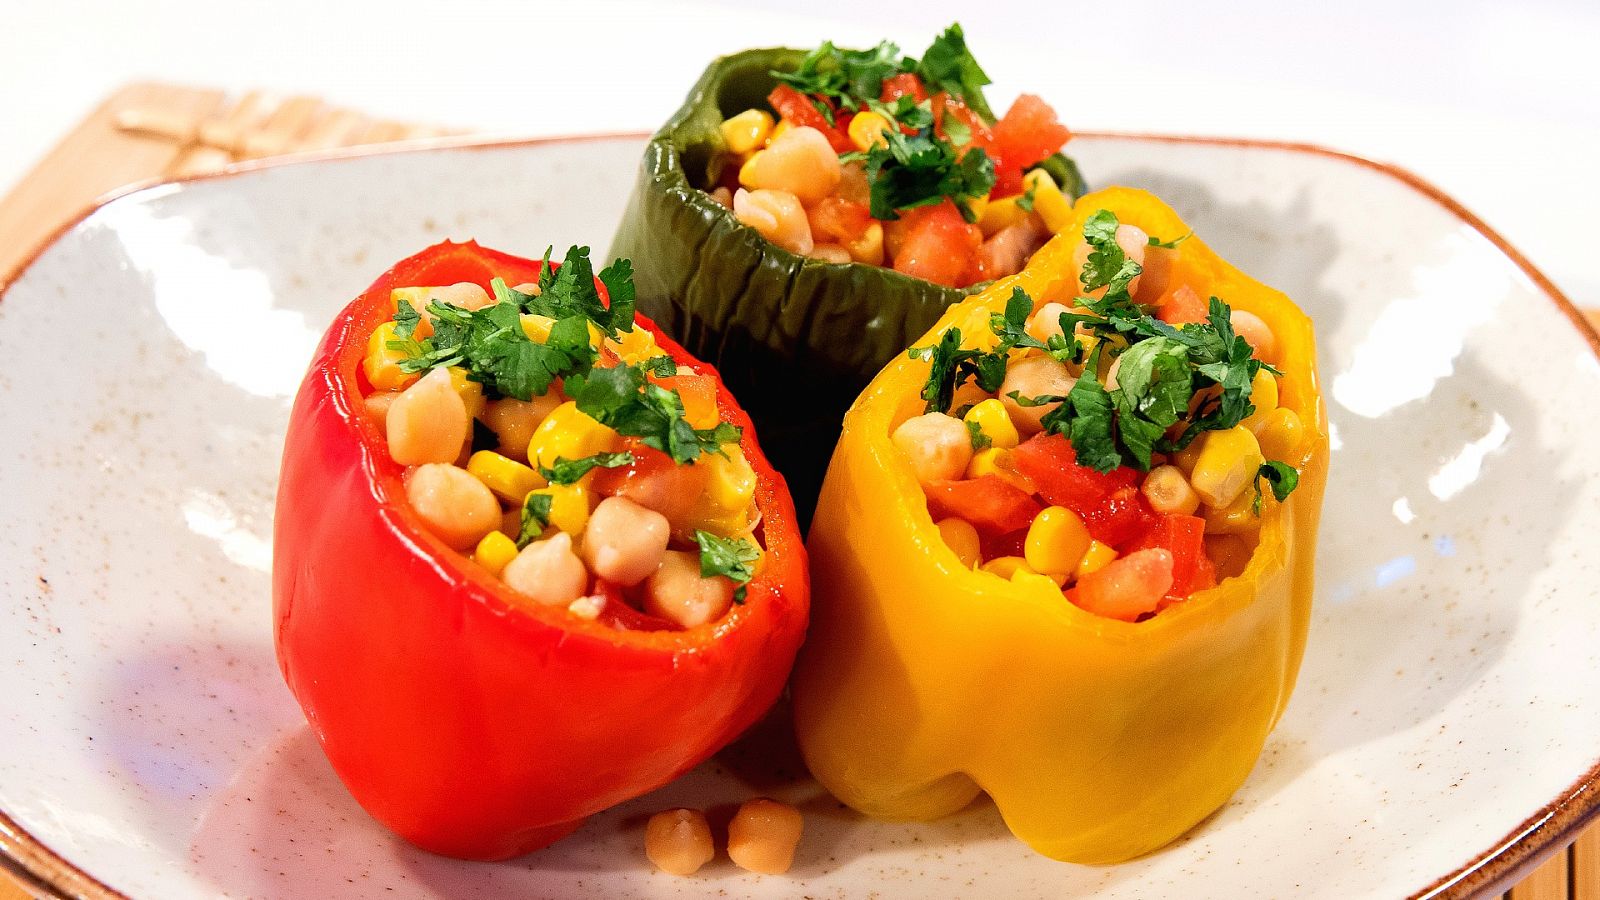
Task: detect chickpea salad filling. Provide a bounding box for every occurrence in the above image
[708,24,1082,288]
[896,210,1306,622]
[361,246,764,630]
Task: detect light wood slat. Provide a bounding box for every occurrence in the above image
[1507,844,1572,900]
[0,82,225,288]
[1575,823,1600,900]
[239,94,323,159]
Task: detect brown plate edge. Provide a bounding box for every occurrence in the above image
[0,129,1595,900]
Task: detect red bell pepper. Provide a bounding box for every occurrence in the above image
[923,474,1042,536]
[766,84,853,152]
[272,240,809,860]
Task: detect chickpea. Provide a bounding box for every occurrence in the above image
[1000,356,1076,436]
[741,126,841,204]
[502,532,588,607]
[432,281,493,311]
[581,496,670,587]
[404,463,500,549]
[733,188,814,255]
[643,550,735,628]
[1025,301,1074,345]
[386,367,470,466]
[644,808,715,876]
[890,412,972,485]
[1073,223,1149,296]
[1136,243,1177,303]
[727,798,803,875]
[1230,310,1278,364]
[808,243,852,264]
[480,394,563,461]
[363,391,398,429]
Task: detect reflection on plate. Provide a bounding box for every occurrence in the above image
[1,134,1597,899]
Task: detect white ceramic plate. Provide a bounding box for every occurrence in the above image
[2,134,1597,899]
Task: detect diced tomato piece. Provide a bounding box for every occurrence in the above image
[1010,433,1139,513]
[993,94,1071,171]
[592,580,682,632]
[880,73,928,104]
[981,526,1029,561]
[891,201,982,287]
[924,475,1042,537]
[807,196,873,243]
[592,440,711,527]
[1155,283,1210,324]
[988,146,1025,200]
[653,373,719,429]
[1080,486,1155,551]
[932,93,993,149]
[1067,548,1174,622]
[1135,514,1216,600]
[766,84,852,152]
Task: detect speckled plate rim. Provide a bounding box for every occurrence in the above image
[0,130,1596,900]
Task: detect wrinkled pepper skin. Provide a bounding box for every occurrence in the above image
[791,189,1329,864]
[609,48,1084,524]
[273,241,809,861]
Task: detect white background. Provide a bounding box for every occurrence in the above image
[5,0,1598,306]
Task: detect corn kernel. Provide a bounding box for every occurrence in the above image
[1238,369,1279,433]
[844,221,884,266]
[1205,484,1268,535]
[703,446,757,513]
[1142,464,1200,516]
[1022,169,1073,233]
[720,109,774,155]
[526,401,620,471]
[1012,567,1066,589]
[606,327,660,365]
[963,398,1020,450]
[1024,506,1092,576]
[980,556,1032,579]
[364,322,419,392]
[467,450,545,503]
[1075,540,1117,578]
[527,482,594,536]
[1255,407,1305,461]
[738,151,764,189]
[847,110,892,151]
[446,366,486,419]
[965,447,1033,493]
[935,518,981,568]
[1189,425,1266,508]
[977,195,1027,237]
[473,531,519,577]
[770,119,793,143]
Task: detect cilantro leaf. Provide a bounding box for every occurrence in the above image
[771,40,903,114]
[694,530,760,604]
[565,363,742,464]
[537,451,636,486]
[1148,232,1191,249]
[393,300,596,401]
[913,24,995,122]
[1017,181,1038,212]
[492,246,636,339]
[860,97,994,221]
[965,418,992,451]
[597,257,637,335]
[392,298,422,339]
[1258,461,1300,502]
[516,493,552,549]
[909,327,976,414]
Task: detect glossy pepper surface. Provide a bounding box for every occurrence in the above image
[273,241,809,860]
[609,48,1084,522]
[791,189,1329,863]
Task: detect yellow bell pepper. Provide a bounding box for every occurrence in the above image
[791,187,1330,864]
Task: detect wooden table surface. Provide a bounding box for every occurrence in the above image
[0,84,1595,900]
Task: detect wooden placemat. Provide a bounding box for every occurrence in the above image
[0,83,1595,900]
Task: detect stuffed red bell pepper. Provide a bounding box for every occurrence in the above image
[272,240,808,860]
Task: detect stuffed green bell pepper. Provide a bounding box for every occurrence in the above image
[611,24,1087,520]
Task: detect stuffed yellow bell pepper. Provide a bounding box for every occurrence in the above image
[791,187,1329,863]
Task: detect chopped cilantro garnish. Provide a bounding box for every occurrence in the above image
[903,210,1302,500]
[565,363,741,464]
[913,24,995,122]
[516,493,552,549]
[1017,181,1038,213]
[393,299,595,401]
[537,451,635,486]
[638,354,678,377]
[770,40,904,114]
[860,96,995,221]
[1148,232,1191,249]
[694,530,760,604]
[1257,461,1300,503]
[965,418,991,451]
[489,245,636,339]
